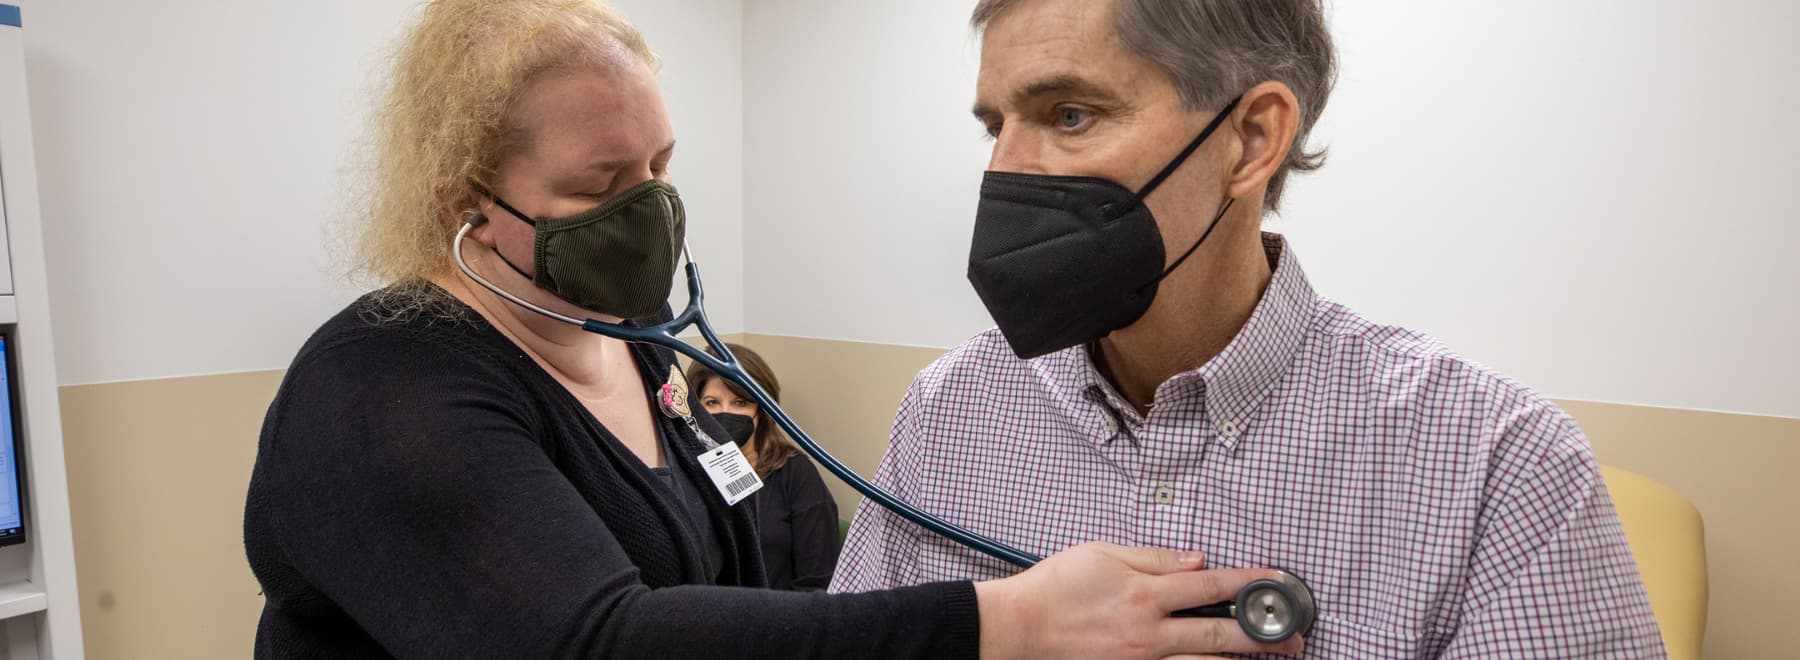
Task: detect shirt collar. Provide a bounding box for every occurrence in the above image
[1041,233,1316,449]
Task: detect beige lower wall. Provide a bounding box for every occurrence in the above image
[53,333,1799,659]
[733,335,950,517]
[60,369,282,660]
[1566,400,1800,660]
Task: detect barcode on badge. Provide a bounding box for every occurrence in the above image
[725,472,759,496]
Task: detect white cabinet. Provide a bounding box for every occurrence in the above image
[0,3,88,658]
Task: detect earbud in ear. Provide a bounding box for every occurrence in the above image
[461,209,486,227]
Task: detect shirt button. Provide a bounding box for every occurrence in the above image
[1217,420,1240,439]
[1153,484,1175,505]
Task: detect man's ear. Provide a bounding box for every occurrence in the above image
[1225,81,1301,201]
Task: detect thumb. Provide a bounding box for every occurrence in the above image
[1094,544,1206,575]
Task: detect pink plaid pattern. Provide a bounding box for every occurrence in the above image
[832,234,1664,658]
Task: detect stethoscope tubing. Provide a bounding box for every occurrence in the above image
[454,225,1042,569]
[452,227,1316,641]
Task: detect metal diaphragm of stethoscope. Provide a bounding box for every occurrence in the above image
[1178,569,1316,643]
[452,224,1318,643]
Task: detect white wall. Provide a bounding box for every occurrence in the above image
[1281,1,1800,418]
[743,0,1800,419]
[17,0,1800,416]
[19,0,744,386]
[744,0,992,350]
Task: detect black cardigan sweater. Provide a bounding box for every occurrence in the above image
[243,288,979,659]
[751,455,841,591]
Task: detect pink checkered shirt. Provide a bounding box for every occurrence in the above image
[832,234,1664,658]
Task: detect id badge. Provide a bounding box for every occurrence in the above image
[699,442,763,505]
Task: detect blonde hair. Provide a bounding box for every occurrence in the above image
[354,0,659,285]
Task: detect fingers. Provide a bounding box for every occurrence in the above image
[1152,567,1283,612]
[1160,617,1305,657]
[1088,542,1207,576]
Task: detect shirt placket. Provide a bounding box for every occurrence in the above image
[1085,386,1140,484]
[1136,400,1208,553]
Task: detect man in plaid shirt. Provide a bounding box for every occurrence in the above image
[831,0,1664,657]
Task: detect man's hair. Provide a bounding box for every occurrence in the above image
[972,0,1337,212]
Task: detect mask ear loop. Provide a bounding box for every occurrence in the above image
[488,195,538,226]
[1131,95,1243,204]
[465,196,542,280]
[1160,197,1235,278]
[1132,95,1244,281]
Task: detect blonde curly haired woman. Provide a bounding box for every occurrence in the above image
[242,1,1298,658]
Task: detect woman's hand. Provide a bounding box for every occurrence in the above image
[974,542,1304,660]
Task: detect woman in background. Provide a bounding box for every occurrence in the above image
[688,344,839,591]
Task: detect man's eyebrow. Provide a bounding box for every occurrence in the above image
[973,74,1118,121]
[1015,74,1116,105]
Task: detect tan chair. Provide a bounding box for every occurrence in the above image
[1601,465,1708,659]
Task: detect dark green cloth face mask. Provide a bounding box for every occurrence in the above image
[486,179,686,319]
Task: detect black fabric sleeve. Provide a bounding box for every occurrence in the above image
[258,335,977,660]
[781,459,844,592]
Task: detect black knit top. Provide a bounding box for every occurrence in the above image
[243,286,979,659]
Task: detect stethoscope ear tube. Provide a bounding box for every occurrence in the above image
[453,229,1041,567]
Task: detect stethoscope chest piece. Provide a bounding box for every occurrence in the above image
[1234,569,1316,643]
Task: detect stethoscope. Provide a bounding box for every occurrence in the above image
[452,224,1316,643]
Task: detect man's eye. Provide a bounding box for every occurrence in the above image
[1056,106,1091,130]
[984,122,1003,139]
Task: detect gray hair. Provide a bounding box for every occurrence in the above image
[972,0,1337,212]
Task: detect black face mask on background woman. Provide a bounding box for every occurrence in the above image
[710,412,756,447]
